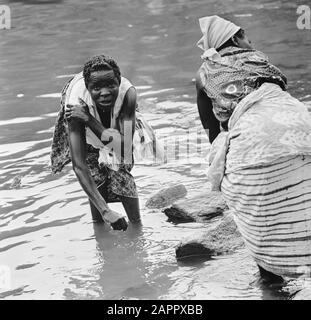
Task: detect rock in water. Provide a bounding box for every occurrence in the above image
[175,214,244,259]
[164,191,227,223]
[291,288,311,300]
[145,184,187,209]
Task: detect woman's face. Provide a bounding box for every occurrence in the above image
[235,30,253,49]
[87,70,120,112]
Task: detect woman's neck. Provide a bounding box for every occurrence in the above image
[97,108,111,128]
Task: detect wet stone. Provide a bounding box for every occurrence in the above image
[145,184,187,209]
[164,191,227,223]
[176,214,244,260]
[291,288,311,300]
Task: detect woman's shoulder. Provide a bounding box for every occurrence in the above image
[113,77,136,118]
[65,72,92,106]
[118,77,135,100]
[120,76,134,91]
[69,71,84,87]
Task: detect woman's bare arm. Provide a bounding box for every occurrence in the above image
[68,120,110,213]
[117,87,136,162]
[67,119,127,229]
[195,73,220,143]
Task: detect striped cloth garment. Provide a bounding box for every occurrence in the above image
[221,155,311,277]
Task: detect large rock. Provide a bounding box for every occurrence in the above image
[145,184,187,209]
[164,191,227,223]
[176,214,244,259]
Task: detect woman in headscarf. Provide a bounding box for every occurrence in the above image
[51,55,163,231]
[195,15,311,281]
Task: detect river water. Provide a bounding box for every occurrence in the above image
[1,0,311,300]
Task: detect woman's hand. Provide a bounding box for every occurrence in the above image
[65,98,91,124]
[110,217,128,231]
[102,209,128,231]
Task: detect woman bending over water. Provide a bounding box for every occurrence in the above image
[196,16,311,280]
[51,55,161,231]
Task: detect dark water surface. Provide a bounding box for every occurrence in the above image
[1,0,311,299]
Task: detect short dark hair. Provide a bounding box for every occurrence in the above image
[83,55,121,86]
[217,28,245,51]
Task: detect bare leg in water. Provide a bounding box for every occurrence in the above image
[120,196,141,224]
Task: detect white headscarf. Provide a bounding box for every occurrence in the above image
[197,15,240,59]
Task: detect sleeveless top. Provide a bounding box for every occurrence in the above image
[65,72,133,151]
[50,73,134,173]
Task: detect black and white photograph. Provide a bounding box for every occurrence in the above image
[1,0,311,303]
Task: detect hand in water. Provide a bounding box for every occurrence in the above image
[110,217,128,231]
[102,209,128,231]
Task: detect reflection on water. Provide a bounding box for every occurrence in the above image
[1,0,311,299]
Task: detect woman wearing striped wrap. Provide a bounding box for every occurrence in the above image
[195,16,311,280]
